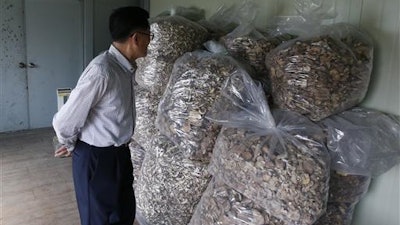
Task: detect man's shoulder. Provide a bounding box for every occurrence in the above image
[90,51,114,67]
[83,52,116,76]
[78,59,110,82]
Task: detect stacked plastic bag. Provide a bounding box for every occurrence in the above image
[189,69,330,225]
[130,18,211,225]
[220,24,293,97]
[135,133,211,225]
[131,10,210,183]
[130,1,400,225]
[133,4,261,225]
[157,41,241,162]
[135,40,248,225]
[133,10,210,152]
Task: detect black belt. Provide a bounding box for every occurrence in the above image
[118,142,130,148]
[78,140,130,149]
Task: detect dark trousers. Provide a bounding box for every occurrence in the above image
[72,140,135,225]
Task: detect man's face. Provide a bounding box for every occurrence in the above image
[135,30,153,58]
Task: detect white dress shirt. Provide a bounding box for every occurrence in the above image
[53,45,136,151]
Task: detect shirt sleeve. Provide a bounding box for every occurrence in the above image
[52,65,108,151]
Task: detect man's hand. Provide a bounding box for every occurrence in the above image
[54,145,72,158]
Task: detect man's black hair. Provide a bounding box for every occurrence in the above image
[109,6,150,42]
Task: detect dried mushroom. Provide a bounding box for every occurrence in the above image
[313,202,355,225]
[328,23,373,71]
[204,68,330,224]
[135,15,209,94]
[314,172,371,225]
[220,27,293,97]
[135,57,174,94]
[128,139,145,189]
[189,177,285,225]
[209,120,330,224]
[221,34,280,76]
[135,134,211,225]
[157,50,239,162]
[266,34,372,121]
[132,85,161,151]
[328,172,371,203]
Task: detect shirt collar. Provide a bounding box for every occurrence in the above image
[109,44,135,73]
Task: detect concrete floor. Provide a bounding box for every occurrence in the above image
[0,127,79,224]
[0,128,140,225]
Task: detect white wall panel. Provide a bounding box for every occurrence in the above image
[359,0,400,116]
[354,165,400,225]
[351,1,400,225]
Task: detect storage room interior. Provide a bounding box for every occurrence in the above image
[0,0,399,224]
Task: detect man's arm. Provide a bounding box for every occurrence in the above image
[53,66,108,152]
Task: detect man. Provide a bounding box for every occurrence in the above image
[53,6,152,225]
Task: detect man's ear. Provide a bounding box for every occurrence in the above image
[130,33,139,45]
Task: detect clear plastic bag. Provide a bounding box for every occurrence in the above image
[206,70,330,224]
[189,176,285,225]
[197,5,238,39]
[313,202,358,225]
[220,0,284,79]
[156,41,241,162]
[220,23,286,96]
[135,56,174,95]
[128,139,145,190]
[132,84,161,152]
[267,0,337,38]
[293,0,338,21]
[266,26,373,121]
[156,6,206,22]
[265,1,373,122]
[135,133,211,225]
[198,0,257,40]
[135,15,209,94]
[319,107,400,177]
[313,171,371,225]
[316,107,400,225]
[221,24,283,74]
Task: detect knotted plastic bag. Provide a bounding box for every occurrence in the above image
[265,0,373,121]
[206,69,330,224]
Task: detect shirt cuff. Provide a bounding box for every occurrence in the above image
[66,144,75,152]
[57,137,77,152]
